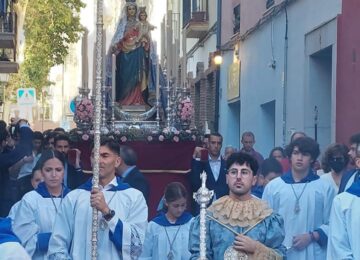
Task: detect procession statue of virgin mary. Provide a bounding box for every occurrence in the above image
[106,0,156,108]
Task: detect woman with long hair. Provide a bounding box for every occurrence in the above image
[12,150,70,259]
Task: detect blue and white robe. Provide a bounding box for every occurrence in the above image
[0,217,31,260]
[140,212,193,260]
[327,181,360,260]
[12,182,70,260]
[47,177,148,260]
[262,171,336,260]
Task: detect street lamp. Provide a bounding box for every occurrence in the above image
[213,51,223,66]
[0,73,10,83]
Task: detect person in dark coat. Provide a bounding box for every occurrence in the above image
[117,145,149,204]
[189,133,228,215]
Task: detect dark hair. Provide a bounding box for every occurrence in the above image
[226,152,259,175]
[209,132,223,142]
[349,132,360,145]
[33,131,44,141]
[119,145,137,166]
[209,133,223,140]
[269,147,285,159]
[54,134,70,146]
[0,128,9,143]
[100,138,120,156]
[11,119,29,139]
[35,150,66,170]
[321,143,350,172]
[0,120,6,130]
[290,131,307,143]
[204,134,210,139]
[261,158,283,177]
[44,131,56,146]
[164,182,187,203]
[43,129,53,138]
[53,127,66,133]
[286,137,320,161]
[30,162,42,180]
[241,131,255,141]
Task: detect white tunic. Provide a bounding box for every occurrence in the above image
[262,172,335,260]
[140,212,192,260]
[320,172,339,194]
[327,186,360,260]
[0,242,31,260]
[0,217,31,260]
[12,183,70,260]
[47,177,148,260]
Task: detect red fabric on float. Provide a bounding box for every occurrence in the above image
[75,140,196,218]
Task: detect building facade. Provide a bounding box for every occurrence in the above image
[217,0,359,156]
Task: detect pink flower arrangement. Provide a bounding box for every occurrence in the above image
[147,136,153,142]
[173,136,179,142]
[120,136,127,142]
[82,134,89,141]
[159,135,165,142]
[178,97,193,123]
[76,98,94,123]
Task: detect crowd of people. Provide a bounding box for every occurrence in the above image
[0,118,359,260]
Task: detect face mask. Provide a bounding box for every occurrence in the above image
[329,160,345,173]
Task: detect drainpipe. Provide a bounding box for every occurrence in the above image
[282,0,289,147]
[215,0,222,132]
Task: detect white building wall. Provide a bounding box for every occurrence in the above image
[187,34,216,75]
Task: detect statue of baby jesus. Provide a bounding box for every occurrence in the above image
[136,7,156,50]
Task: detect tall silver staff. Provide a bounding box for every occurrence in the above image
[91,0,104,259]
[193,171,214,260]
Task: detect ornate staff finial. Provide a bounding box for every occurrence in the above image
[193,171,214,260]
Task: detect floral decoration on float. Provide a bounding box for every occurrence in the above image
[69,127,201,144]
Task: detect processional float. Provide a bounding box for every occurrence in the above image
[89,0,195,258]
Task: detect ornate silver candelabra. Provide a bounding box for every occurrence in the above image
[193,171,214,260]
[163,83,171,129]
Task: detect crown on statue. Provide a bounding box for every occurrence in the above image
[139,6,146,12]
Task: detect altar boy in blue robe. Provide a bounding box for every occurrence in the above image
[327,151,360,259]
[263,137,335,260]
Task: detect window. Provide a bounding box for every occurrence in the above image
[183,0,191,28]
[233,4,240,34]
[266,0,275,9]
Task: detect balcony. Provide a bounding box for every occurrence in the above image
[184,11,209,39]
[0,12,17,49]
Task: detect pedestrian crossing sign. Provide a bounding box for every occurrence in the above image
[17,88,36,105]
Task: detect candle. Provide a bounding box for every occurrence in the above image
[112,54,116,102]
[156,55,160,102]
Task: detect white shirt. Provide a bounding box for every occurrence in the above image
[320,172,339,194]
[209,155,221,181]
